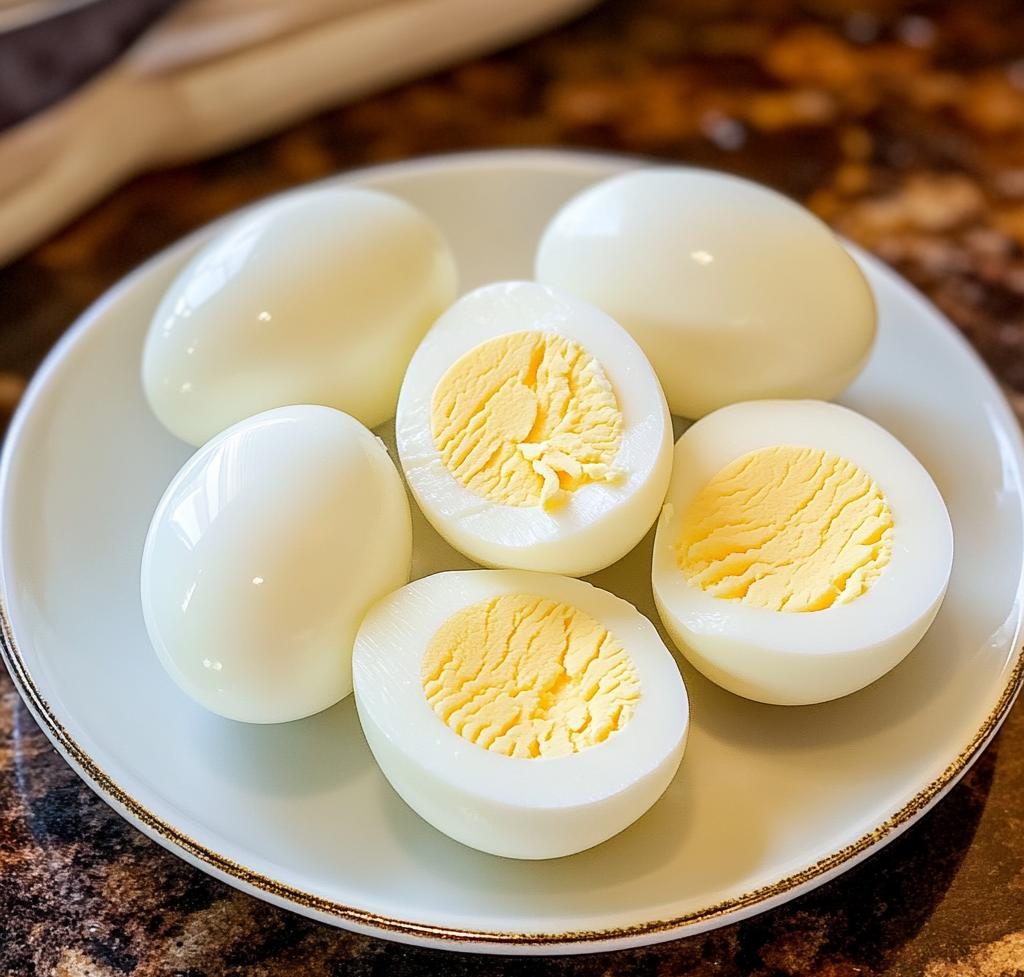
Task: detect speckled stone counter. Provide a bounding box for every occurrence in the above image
[3,1,1024,973]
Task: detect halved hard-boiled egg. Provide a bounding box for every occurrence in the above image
[353,570,689,859]
[143,186,457,446]
[536,167,876,419]
[652,401,953,705]
[141,405,412,723]
[395,282,673,576]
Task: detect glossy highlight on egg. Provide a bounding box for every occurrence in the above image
[141,405,412,723]
[536,167,877,419]
[143,185,457,446]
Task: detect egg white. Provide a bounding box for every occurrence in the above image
[536,167,877,419]
[652,401,953,705]
[143,186,457,446]
[352,570,689,860]
[395,282,673,576]
[141,405,412,723]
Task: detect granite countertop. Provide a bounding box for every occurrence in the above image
[3,0,1024,973]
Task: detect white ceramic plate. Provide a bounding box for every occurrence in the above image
[3,151,1023,955]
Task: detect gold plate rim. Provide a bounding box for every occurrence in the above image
[3,600,1021,946]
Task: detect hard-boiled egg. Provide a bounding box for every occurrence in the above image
[141,405,412,723]
[395,281,673,576]
[535,168,876,419]
[652,401,953,705]
[143,186,457,446]
[353,570,689,859]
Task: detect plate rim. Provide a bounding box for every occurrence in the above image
[2,148,1023,954]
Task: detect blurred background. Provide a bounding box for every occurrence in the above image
[3,2,1024,974]
[2,0,1023,422]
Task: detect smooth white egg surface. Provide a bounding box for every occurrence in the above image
[535,167,877,419]
[395,281,673,576]
[143,186,457,446]
[141,405,412,723]
[652,400,953,706]
[353,569,689,859]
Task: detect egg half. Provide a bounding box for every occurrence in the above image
[652,401,953,705]
[395,281,673,576]
[353,570,689,859]
[535,167,876,419]
[143,186,457,446]
[141,405,412,723]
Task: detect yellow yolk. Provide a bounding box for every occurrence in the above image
[421,593,640,759]
[677,445,894,612]
[430,331,623,509]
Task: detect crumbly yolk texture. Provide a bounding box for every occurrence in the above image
[430,331,623,510]
[421,593,640,759]
[676,445,894,612]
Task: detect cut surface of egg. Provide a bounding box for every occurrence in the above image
[535,167,877,419]
[652,401,953,705]
[143,185,457,446]
[353,570,689,859]
[141,405,412,723]
[395,281,673,576]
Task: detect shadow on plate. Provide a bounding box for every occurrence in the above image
[372,754,772,913]
[351,727,1000,973]
[191,697,371,798]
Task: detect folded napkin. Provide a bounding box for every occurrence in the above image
[0,0,596,264]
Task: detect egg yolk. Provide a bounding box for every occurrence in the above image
[431,331,623,509]
[677,445,894,612]
[421,593,640,759]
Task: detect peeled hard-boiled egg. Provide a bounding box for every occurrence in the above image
[143,186,457,446]
[652,401,953,705]
[395,281,673,577]
[535,168,876,419]
[353,570,689,859]
[141,405,412,723]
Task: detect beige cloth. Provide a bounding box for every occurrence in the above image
[0,0,595,264]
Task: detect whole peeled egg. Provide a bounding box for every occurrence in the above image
[535,168,876,419]
[143,186,457,446]
[141,405,412,723]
